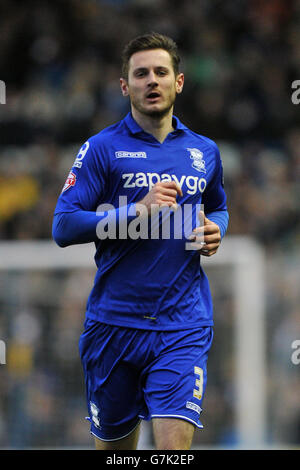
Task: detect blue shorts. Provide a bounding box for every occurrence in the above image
[79,319,213,441]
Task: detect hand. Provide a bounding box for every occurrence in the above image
[137,181,183,216]
[189,211,221,257]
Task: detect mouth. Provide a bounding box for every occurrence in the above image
[146,91,161,101]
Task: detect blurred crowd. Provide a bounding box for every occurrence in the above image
[0,0,299,448]
[0,0,299,248]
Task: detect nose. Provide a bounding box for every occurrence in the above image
[147,70,158,87]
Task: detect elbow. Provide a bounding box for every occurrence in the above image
[52,228,68,248]
[52,233,68,248]
[52,213,70,248]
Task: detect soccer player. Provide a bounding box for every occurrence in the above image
[52,32,229,450]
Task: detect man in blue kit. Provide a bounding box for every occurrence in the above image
[52,32,229,450]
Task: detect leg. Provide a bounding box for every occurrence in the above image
[144,328,213,450]
[94,423,141,450]
[152,418,195,450]
[79,322,148,450]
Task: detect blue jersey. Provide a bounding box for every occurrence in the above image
[53,112,228,330]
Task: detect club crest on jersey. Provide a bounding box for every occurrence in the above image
[62,171,76,193]
[187,148,206,173]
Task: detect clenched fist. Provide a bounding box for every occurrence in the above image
[137,181,183,215]
[189,211,221,257]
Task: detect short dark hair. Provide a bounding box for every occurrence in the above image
[121,32,180,79]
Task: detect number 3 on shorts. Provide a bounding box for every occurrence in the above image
[193,366,204,400]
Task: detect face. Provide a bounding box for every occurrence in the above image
[120,48,184,118]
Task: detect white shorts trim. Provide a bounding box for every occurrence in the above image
[143,414,203,429]
[91,419,141,442]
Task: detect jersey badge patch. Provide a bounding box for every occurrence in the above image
[62,171,76,193]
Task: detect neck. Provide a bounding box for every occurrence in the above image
[131,106,174,143]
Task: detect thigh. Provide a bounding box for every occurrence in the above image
[143,327,213,432]
[79,320,145,443]
[152,417,195,450]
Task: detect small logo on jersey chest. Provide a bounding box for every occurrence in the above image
[115,151,147,159]
[187,148,206,173]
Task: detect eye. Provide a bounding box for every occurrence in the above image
[134,70,147,78]
[156,69,168,76]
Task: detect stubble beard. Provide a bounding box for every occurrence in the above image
[132,93,176,120]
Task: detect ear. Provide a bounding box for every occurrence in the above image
[120,78,129,97]
[175,73,184,94]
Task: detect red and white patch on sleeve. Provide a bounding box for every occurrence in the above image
[61,171,76,193]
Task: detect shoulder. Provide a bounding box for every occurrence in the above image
[72,120,125,171]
